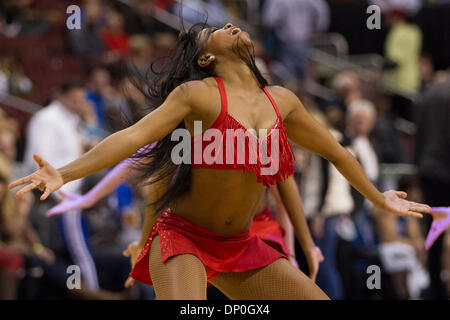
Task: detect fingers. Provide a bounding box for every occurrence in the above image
[40,187,52,201]
[8,175,32,190]
[15,181,40,199]
[122,248,130,257]
[124,277,135,288]
[409,204,432,214]
[406,211,423,218]
[33,154,48,168]
[395,191,407,199]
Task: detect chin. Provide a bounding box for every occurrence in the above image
[238,32,253,48]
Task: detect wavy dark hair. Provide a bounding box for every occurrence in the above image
[127,19,268,214]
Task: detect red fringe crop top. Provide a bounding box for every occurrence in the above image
[190,77,295,187]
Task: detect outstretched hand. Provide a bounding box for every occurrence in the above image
[46,191,87,217]
[380,190,431,218]
[8,154,64,200]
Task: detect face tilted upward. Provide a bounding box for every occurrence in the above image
[197,23,253,62]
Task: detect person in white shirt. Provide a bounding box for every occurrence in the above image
[302,128,355,299]
[347,99,379,183]
[24,80,100,291]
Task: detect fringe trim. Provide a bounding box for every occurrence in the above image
[222,115,295,187]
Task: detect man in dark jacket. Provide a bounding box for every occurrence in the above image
[414,75,450,299]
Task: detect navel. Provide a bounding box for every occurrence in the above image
[225,217,233,225]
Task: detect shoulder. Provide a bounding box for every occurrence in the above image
[30,105,59,125]
[167,78,220,115]
[267,85,299,103]
[265,85,302,115]
[172,78,217,96]
[168,78,217,103]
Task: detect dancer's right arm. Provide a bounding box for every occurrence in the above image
[9,82,200,200]
[46,143,156,216]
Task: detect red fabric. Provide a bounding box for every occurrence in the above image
[191,77,295,187]
[0,246,24,273]
[130,209,286,285]
[250,206,293,257]
[101,31,130,56]
[155,0,174,10]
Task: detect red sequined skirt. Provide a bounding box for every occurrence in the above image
[130,208,286,285]
[250,206,293,257]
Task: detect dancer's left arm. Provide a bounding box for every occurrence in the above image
[276,176,323,281]
[281,88,431,217]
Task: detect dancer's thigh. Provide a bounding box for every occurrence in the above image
[149,235,207,300]
[210,258,329,300]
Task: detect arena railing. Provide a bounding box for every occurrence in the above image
[0,93,41,114]
[307,35,417,102]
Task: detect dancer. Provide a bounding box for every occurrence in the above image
[46,150,322,279]
[9,23,430,300]
[425,207,450,250]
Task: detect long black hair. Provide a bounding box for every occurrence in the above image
[128,18,268,214]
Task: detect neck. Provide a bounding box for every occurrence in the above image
[214,59,261,92]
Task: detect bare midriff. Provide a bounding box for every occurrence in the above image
[170,167,266,235]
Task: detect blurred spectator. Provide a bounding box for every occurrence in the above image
[0,50,33,97]
[1,150,66,300]
[68,0,105,62]
[0,0,52,38]
[86,67,123,131]
[302,116,354,299]
[126,0,177,35]
[0,152,23,300]
[79,171,134,296]
[0,110,19,136]
[346,100,379,184]
[100,9,131,64]
[262,0,330,82]
[172,0,231,27]
[324,71,368,135]
[419,53,435,92]
[334,100,383,299]
[414,74,450,299]
[23,79,102,292]
[372,175,429,299]
[0,125,22,183]
[384,8,422,94]
[370,95,404,163]
[331,71,364,112]
[128,34,154,79]
[371,0,423,14]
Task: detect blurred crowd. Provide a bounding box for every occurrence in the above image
[1,0,450,300]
